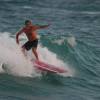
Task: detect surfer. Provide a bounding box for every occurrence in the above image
[16,20,49,60]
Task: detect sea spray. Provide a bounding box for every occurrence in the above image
[51,34,76,48]
[67,35,77,47]
[38,45,74,76]
[0,32,74,77]
[0,33,38,77]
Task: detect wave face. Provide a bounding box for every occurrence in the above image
[0,0,100,100]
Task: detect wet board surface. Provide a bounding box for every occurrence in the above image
[33,60,67,73]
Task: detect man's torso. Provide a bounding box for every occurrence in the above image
[23,26,38,41]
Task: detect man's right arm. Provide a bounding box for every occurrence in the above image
[16,28,24,44]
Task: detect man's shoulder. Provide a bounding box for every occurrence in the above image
[22,26,27,30]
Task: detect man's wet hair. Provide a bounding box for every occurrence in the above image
[25,20,31,25]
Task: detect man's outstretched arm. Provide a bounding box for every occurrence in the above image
[39,24,50,29]
[35,24,50,29]
[16,28,24,44]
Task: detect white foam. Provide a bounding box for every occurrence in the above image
[0,32,74,77]
[38,45,74,76]
[67,35,77,47]
[0,33,38,77]
[52,35,76,48]
[52,38,65,45]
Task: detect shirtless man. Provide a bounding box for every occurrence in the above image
[16,20,49,60]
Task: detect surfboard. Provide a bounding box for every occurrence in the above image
[33,60,67,73]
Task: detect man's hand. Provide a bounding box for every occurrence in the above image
[39,24,50,29]
[45,24,50,28]
[46,24,50,26]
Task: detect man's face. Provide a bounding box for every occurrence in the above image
[25,21,32,27]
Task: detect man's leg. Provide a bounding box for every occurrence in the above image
[32,48,39,60]
[21,47,27,57]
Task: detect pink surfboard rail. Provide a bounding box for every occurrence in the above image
[34,60,67,73]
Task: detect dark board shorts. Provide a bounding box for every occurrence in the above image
[22,39,38,51]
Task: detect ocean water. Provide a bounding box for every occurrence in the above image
[0,0,100,100]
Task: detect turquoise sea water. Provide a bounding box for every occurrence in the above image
[0,0,100,100]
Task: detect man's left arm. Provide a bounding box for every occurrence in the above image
[35,24,50,29]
